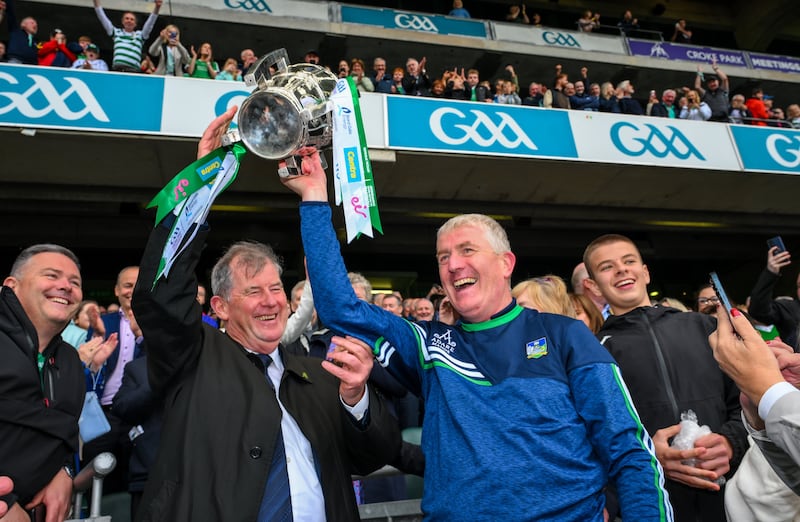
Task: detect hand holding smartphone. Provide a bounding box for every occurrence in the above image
[767,235,786,254]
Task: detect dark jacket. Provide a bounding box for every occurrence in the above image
[569,93,599,111]
[113,355,161,493]
[4,0,38,64]
[85,311,144,398]
[401,72,431,97]
[0,286,85,509]
[598,305,748,520]
[523,93,543,107]
[371,72,394,94]
[650,102,676,118]
[445,83,489,102]
[748,268,800,350]
[132,220,401,522]
[550,88,571,110]
[599,96,621,113]
[619,97,644,115]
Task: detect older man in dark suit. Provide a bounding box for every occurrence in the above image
[131,107,400,522]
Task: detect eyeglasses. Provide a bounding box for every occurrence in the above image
[697,296,720,305]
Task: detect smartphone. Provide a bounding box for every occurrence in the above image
[709,271,736,331]
[767,235,786,254]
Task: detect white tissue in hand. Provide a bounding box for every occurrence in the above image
[670,409,712,466]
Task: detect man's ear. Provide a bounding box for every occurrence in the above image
[502,251,516,279]
[586,278,604,299]
[643,264,651,285]
[210,295,228,321]
[3,276,17,290]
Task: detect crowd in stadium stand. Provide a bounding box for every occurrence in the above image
[2,0,799,128]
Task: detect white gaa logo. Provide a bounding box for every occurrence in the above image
[430,107,537,149]
[394,13,438,32]
[0,72,109,122]
[766,134,800,169]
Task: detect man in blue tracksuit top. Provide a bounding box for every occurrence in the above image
[281,149,672,521]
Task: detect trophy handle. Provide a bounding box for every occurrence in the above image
[244,48,291,90]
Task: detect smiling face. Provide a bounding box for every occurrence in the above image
[4,252,82,343]
[586,240,651,316]
[436,222,515,323]
[697,286,719,314]
[211,257,288,354]
[382,295,403,317]
[415,299,435,321]
[115,267,139,314]
[121,12,137,32]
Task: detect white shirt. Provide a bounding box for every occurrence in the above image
[253,348,369,521]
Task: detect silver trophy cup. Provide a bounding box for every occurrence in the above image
[223,48,337,176]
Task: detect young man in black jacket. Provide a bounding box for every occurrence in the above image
[584,233,748,522]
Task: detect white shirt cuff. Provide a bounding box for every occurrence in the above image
[341,383,370,421]
[758,381,798,419]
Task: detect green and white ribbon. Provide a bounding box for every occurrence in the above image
[329,77,382,243]
[147,142,246,286]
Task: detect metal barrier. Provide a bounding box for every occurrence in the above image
[582,23,664,42]
[67,452,116,522]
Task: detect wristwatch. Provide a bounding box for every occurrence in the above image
[63,465,75,480]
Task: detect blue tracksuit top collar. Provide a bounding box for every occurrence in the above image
[459,300,522,332]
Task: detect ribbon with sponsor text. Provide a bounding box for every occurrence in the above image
[147,142,247,286]
[329,77,382,242]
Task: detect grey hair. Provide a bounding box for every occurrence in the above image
[10,244,80,279]
[437,214,511,254]
[211,241,282,300]
[348,272,373,303]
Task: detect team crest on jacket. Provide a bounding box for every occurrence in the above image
[431,330,457,354]
[526,337,548,359]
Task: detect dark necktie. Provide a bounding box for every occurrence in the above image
[256,354,293,522]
